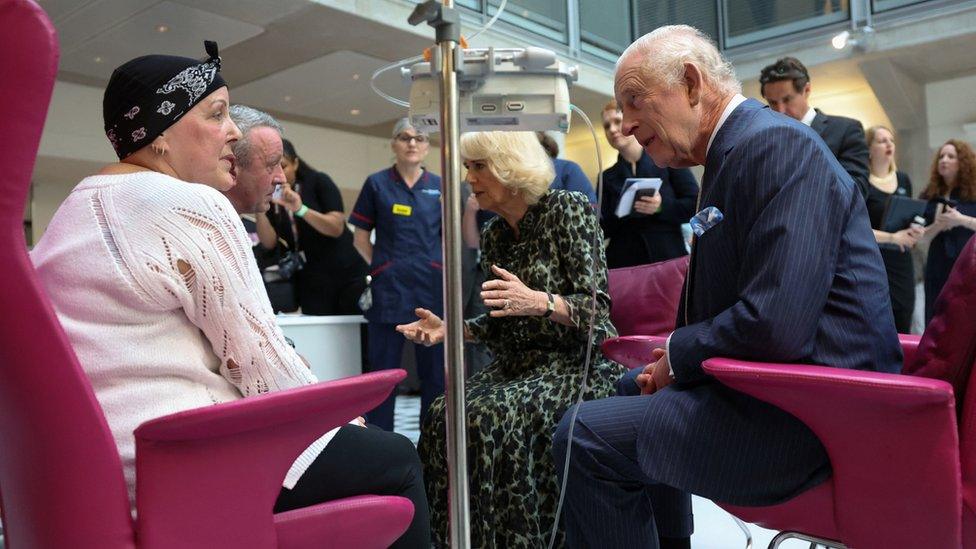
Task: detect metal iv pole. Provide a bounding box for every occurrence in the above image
[408,1,471,546]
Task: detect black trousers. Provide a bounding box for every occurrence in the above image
[275,425,431,548]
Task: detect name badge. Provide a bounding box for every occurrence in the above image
[392,203,413,216]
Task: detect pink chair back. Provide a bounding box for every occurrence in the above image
[607,256,688,336]
[904,234,976,545]
[0,1,138,547]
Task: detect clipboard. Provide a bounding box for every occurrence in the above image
[880,195,927,233]
[615,178,663,217]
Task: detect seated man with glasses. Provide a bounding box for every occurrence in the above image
[760,56,870,196]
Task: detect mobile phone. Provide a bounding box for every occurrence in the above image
[272,184,283,201]
[635,188,657,200]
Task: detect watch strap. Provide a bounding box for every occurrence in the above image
[543,292,555,318]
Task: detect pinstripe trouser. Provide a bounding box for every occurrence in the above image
[552,373,830,548]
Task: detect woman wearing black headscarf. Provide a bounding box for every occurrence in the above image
[30,43,429,547]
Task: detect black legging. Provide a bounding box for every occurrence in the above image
[275,425,431,548]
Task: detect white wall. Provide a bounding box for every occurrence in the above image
[926,74,976,149]
[30,80,443,240]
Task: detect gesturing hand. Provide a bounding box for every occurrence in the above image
[396,308,445,347]
[481,265,546,318]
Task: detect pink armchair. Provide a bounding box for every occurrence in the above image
[599,241,974,545]
[0,1,413,547]
[602,256,688,369]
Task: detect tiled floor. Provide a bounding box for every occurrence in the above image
[392,395,796,548]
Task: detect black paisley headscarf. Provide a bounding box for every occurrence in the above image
[102,41,227,159]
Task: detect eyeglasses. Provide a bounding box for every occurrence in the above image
[396,134,429,144]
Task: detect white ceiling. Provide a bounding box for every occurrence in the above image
[232,50,411,127]
[36,0,611,138]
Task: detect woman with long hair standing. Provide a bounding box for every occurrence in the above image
[920,139,976,322]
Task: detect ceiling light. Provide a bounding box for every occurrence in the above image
[350,108,361,116]
[93,56,103,63]
[283,95,292,102]
[156,24,169,33]
[352,73,360,80]
[831,26,873,52]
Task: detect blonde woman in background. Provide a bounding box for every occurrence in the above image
[863,125,921,332]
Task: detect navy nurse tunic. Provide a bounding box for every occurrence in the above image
[350,166,444,323]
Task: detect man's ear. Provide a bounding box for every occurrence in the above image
[683,62,704,107]
[803,81,812,98]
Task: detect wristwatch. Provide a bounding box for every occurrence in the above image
[543,292,555,318]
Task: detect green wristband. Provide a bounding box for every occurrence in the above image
[295,204,309,218]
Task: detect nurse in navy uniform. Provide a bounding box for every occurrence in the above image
[350,118,445,430]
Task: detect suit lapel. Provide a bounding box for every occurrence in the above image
[682,99,764,326]
[811,109,828,135]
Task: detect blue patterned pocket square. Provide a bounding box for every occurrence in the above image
[689,206,724,237]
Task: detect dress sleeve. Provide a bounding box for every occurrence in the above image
[135,186,318,396]
[550,193,613,341]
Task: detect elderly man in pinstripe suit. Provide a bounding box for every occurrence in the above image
[552,25,902,548]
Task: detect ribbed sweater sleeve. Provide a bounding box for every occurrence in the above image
[112,174,318,394]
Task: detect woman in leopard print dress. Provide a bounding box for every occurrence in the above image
[397,131,625,547]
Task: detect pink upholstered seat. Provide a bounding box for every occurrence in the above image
[603,256,688,369]
[705,235,976,548]
[0,2,412,547]
[599,226,974,546]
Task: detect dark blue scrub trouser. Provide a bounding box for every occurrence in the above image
[365,321,445,431]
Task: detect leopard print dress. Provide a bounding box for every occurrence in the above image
[417,190,625,548]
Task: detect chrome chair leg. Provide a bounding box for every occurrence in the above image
[726,510,753,549]
[769,531,846,549]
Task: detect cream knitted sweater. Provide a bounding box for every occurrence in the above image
[31,171,334,508]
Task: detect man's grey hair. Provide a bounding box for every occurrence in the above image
[229,104,284,168]
[618,25,741,97]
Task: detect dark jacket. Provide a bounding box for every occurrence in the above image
[598,151,699,268]
[671,99,901,381]
[810,109,870,197]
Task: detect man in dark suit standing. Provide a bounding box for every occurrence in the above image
[552,26,902,549]
[760,56,870,196]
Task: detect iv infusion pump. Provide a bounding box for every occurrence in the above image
[404,46,579,133]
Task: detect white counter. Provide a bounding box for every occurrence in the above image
[276,314,366,382]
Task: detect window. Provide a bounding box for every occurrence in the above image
[722,0,848,48]
[871,0,927,13]
[487,0,568,43]
[634,0,720,45]
[580,0,632,56]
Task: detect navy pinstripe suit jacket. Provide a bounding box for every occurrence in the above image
[669,99,902,381]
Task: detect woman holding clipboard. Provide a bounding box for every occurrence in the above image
[864,125,922,332]
[598,100,699,268]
